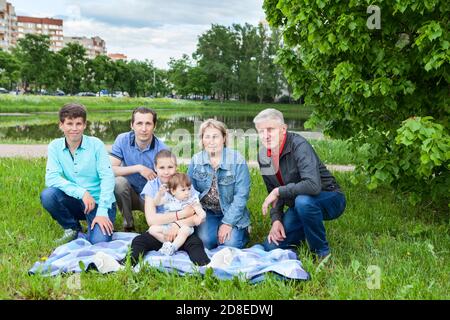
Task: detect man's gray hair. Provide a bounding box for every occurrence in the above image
[253,108,285,125]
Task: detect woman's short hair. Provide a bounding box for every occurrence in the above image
[198,119,228,148]
[154,149,177,166]
[253,108,285,125]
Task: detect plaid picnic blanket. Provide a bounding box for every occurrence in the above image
[29,232,310,283]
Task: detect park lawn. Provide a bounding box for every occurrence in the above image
[0,95,313,116]
[0,158,448,300]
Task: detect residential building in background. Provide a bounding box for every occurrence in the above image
[17,16,63,51]
[108,53,127,61]
[0,0,17,51]
[64,36,106,59]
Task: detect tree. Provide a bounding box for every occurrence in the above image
[194,25,239,101]
[168,55,193,97]
[46,52,67,91]
[59,43,88,94]
[0,50,20,90]
[86,54,112,93]
[264,0,449,208]
[234,23,259,103]
[152,68,171,98]
[14,34,53,91]
[255,23,283,103]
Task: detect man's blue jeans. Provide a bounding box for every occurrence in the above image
[263,191,346,257]
[40,187,116,244]
[196,210,249,249]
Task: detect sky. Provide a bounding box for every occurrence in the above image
[11,0,266,69]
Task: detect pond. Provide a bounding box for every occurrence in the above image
[0,110,311,144]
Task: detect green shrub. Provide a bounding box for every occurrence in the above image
[264,0,449,210]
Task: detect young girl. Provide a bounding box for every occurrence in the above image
[92,150,210,272]
[132,150,210,265]
[149,172,206,255]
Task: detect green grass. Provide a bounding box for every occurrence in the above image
[0,158,448,299]
[0,95,313,116]
[0,137,361,166]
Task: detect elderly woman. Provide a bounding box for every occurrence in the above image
[187,119,251,249]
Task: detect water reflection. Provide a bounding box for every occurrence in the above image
[0,114,307,142]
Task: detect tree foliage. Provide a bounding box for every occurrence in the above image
[1,34,170,97]
[168,22,287,102]
[264,0,449,208]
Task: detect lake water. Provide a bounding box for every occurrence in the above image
[0,112,309,143]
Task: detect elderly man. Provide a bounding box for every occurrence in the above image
[254,108,346,260]
[110,107,168,232]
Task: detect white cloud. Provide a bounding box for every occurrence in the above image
[11,0,266,69]
[64,18,207,68]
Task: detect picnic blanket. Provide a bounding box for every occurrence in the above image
[29,232,310,283]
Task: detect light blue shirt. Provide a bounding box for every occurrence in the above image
[45,135,116,217]
[140,178,165,213]
[140,178,199,214]
[110,131,168,194]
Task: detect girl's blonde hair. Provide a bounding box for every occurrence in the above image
[198,119,228,149]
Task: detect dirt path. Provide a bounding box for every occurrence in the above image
[0,144,355,172]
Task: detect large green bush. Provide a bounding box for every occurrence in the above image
[264,0,449,209]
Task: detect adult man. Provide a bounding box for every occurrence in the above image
[40,103,116,244]
[110,107,168,231]
[254,108,346,260]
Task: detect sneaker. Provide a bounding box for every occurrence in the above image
[55,229,79,244]
[92,252,124,274]
[158,242,177,256]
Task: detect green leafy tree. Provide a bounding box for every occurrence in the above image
[14,34,53,92]
[86,55,111,93]
[0,49,20,90]
[234,23,259,103]
[168,55,193,97]
[152,68,171,97]
[194,25,239,101]
[264,0,449,208]
[188,65,210,98]
[59,43,88,94]
[46,52,67,92]
[256,23,283,103]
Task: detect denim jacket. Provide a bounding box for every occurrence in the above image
[187,147,251,229]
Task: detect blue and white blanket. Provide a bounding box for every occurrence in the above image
[29,232,310,283]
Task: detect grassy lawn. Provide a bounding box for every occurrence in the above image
[0,158,448,299]
[0,95,313,116]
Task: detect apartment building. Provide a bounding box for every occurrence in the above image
[0,0,17,51]
[17,16,63,51]
[64,36,106,59]
[108,53,127,61]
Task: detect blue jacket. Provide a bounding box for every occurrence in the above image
[187,148,251,229]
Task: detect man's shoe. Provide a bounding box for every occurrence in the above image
[55,229,79,244]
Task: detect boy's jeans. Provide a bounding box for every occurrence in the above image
[41,187,116,244]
